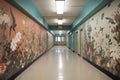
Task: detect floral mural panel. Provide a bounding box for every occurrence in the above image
[82,0,120,77]
[47,32,53,49]
[0,0,53,80]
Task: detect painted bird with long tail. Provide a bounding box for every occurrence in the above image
[9,8,17,36]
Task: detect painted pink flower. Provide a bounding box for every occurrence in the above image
[96,56,102,66]
[110,59,117,68]
[0,63,7,75]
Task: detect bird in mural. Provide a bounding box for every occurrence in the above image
[118,3,120,8]
[109,39,112,45]
[105,17,115,24]
[106,34,109,39]
[9,8,17,36]
[107,3,111,7]
[101,13,104,20]
[98,26,104,33]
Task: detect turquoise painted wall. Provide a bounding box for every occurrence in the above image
[68,34,72,49]
[68,32,75,51]
[49,25,72,30]
[12,0,49,29]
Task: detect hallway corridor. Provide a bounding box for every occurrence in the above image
[15,46,112,80]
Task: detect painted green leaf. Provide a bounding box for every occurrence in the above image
[1,22,7,30]
[0,41,2,45]
[113,36,117,41]
[2,34,7,40]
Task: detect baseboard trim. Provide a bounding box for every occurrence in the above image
[83,57,120,80]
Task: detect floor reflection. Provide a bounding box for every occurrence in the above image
[15,46,112,80]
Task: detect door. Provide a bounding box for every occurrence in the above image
[80,29,83,56]
[75,31,78,54]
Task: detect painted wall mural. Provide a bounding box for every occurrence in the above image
[47,32,53,49]
[0,0,53,80]
[82,0,120,77]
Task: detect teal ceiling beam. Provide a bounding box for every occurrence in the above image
[49,25,72,30]
[6,0,49,30]
[71,0,113,31]
[54,34,66,37]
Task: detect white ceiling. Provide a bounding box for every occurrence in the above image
[32,0,87,26]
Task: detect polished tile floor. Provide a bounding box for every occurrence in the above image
[15,46,112,80]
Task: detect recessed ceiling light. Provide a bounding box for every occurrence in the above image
[56,0,65,14]
[57,19,63,25]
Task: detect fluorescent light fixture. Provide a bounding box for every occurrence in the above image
[57,19,63,25]
[56,0,65,14]
[59,31,62,34]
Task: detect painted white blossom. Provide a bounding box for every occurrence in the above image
[25,48,29,52]
[110,45,120,60]
[15,32,22,42]
[0,14,9,24]
[106,62,110,68]
[10,32,22,51]
[10,41,17,51]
